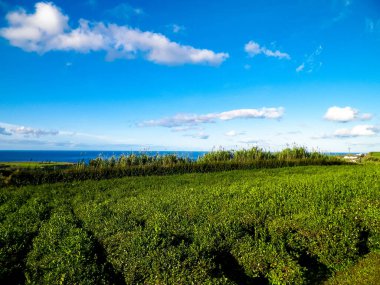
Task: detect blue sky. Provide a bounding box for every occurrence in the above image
[0,0,379,151]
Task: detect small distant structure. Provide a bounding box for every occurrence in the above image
[343,153,365,163]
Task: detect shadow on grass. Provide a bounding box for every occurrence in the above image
[298,250,331,285]
[212,251,269,285]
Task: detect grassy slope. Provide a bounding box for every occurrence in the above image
[325,252,380,285]
[369,152,380,158]
[1,165,379,284]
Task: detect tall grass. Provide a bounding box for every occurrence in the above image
[0,146,345,187]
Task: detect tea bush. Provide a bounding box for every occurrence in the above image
[1,164,378,284]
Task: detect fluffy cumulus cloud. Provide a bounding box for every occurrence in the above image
[0,2,228,65]
[324,106,373,122]
[333,125,379,138]
[244,41,290,59]
[140,107,284,128]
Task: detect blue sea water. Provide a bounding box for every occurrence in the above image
[0,150,208,163]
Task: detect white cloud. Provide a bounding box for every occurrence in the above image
[0,2,68,52]
[225,130,245,137]
[244,41,290,59]
[360,113,373,120]
[108,25,228,65]
[0,2,228,66]
[0,123,58,137]
[12,126,59,137]
[333,125,379,138]
[141,113,215,128]
[315,124,380,139]
[140,107,285,128]
[324,106,373,122]
[216,108,284,120]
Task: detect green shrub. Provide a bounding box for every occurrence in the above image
[25,205,108,285]
[0,197,50,284]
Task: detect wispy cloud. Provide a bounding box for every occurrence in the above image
[170,126,203,132]
[105,3,144,20]
[323,0,353,28]
[239,138,261,144]
[296,45,323,73]
[184,132,209,140]
[0,2,228,66]
[0,127,12,136]
[0,123,58,137]
[244,41,290,59]
[140,114,215,128]
[225,130,245,137]
[140,107,285,128]
[366,18,380,35]
[295,63,304,73]
[324,106,373,123]
[343,0,352,7]
[168,24,185,34]
[0,122,125,144]
[276,131,302,136]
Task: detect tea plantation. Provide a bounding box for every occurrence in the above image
[1,164,379,284]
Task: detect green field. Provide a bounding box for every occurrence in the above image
[1,164,379,284]
[0,161,72,169]
[368,152,380,159]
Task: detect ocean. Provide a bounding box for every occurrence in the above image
[0,150,208,163]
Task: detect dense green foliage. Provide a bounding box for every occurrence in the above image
[1,164,379,284]
[0,147,344,187]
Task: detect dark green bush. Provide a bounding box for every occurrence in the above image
[25,205,108,285]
